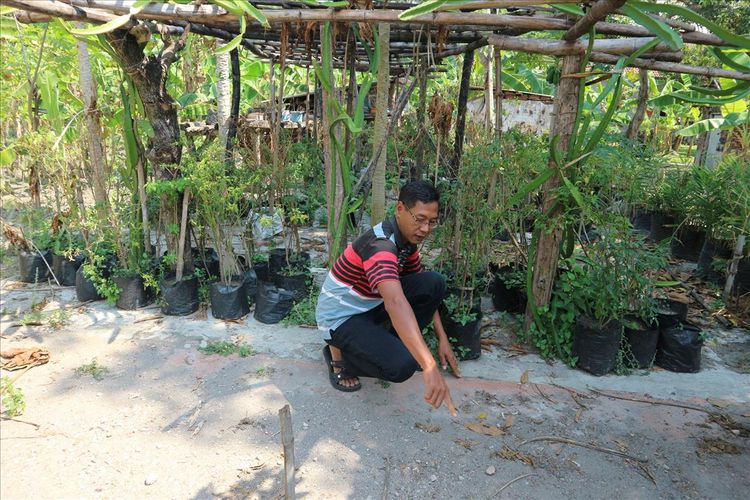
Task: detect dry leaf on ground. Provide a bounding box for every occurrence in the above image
[697,438,740,455]
[453,438,478,450]
[520,370,530,384]
[492,445,535,466]
[415,422,441,433]
[465,422,506,437]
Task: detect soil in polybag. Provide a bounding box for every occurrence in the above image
[114,275,151,310]
[75,266,103,302]
[53,253,85,286]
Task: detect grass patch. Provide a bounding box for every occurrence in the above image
[199,341,256,358]
[74,359,109,381]
[255,366,275,377]
[0,377,26,417]
[47,309,71,329]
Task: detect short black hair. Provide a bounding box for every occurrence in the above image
[398,180,440,207]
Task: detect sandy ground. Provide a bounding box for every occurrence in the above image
[1,278,749,499]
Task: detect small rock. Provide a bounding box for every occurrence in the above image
[429,474,437,482]
[485,466,496,476]
[199,340,208,348]
[184,343,192,349]
[185,353,196,365]
[458,475,464,481]
[144,474,158,486]
[302,422,309,429]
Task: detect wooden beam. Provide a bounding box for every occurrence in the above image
[489,35,677,56]
[435,0,581,10]
[6,0,121,24]
[588,51,750,81]
[57,0,729,47]
[564,0,626,42]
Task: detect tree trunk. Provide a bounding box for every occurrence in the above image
[106,28,186,259]
[724,235,746,303]
[414,55,428,181]
[371,23,390,225]
[694,105,711,167]
[452,50,474,179]
[227,48,240,155]
[75,31,109,215]
[524,54,583,330]
[625,69,649,141]
[216,48,231,149]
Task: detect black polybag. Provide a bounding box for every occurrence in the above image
[18,250,52,283]
[210,281,249,320]
[75,265,103,302]
[254,282,295,324]
[572,316,622,376]
[160,276,200,316]
[655,324,703,373]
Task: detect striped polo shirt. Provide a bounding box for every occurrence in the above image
[316,217,423,337]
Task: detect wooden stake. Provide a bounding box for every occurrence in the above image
[278,404,295,500]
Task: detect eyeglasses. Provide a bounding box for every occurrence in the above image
[406,206,439,229]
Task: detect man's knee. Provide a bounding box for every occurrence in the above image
[382,356,419,383]
[423,271,446,299]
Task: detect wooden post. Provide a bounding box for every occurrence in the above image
[724,235,746,303]
[371,23,390,224]
[524,54,583,329]
[278,404,295,500]
[414,55,427,180]
[452,50,474,178]
[625,68,649,141]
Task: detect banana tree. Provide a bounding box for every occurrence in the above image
[314,21,379,265]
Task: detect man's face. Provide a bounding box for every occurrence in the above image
[395,200,439,245]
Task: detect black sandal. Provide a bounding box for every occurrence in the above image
[323,345,361,392]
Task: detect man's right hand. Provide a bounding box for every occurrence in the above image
[422,365,458,416]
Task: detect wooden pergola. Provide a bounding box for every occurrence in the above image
[6,0,749,324]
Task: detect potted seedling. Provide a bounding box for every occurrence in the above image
[189,144,249,320]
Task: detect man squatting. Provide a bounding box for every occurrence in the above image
[316,180,460,416]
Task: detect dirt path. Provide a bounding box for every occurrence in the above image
[1,284,749,499]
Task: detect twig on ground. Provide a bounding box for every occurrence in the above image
[381,456,391,500]
[534,383,556,404]
[588,388,711,413]
[494,473,535,496]
[133,315,163,324]
[688,289,730,327]
[519,436,648,463]
[0,416,40,429]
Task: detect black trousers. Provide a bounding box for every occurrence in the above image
[327,271,446,382]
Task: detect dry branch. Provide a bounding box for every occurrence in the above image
[489,35,677,56]
[588,52,750,81]
[520,436,649,463]
[588,388,713,413]
[564,0,626,42]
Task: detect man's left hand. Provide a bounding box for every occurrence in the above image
[438,340,461,378]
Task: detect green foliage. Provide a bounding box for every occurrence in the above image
[525,233,667,365]
[74,359,109,381]
[0,377,26,417]
[198,340,256,357]
[281,290,318,327]
[47,308,71,329]
[442,294,477,326]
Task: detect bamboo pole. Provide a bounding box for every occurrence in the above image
[489,35,678,56]
[52,1,730,46]
[588,52,750,82]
